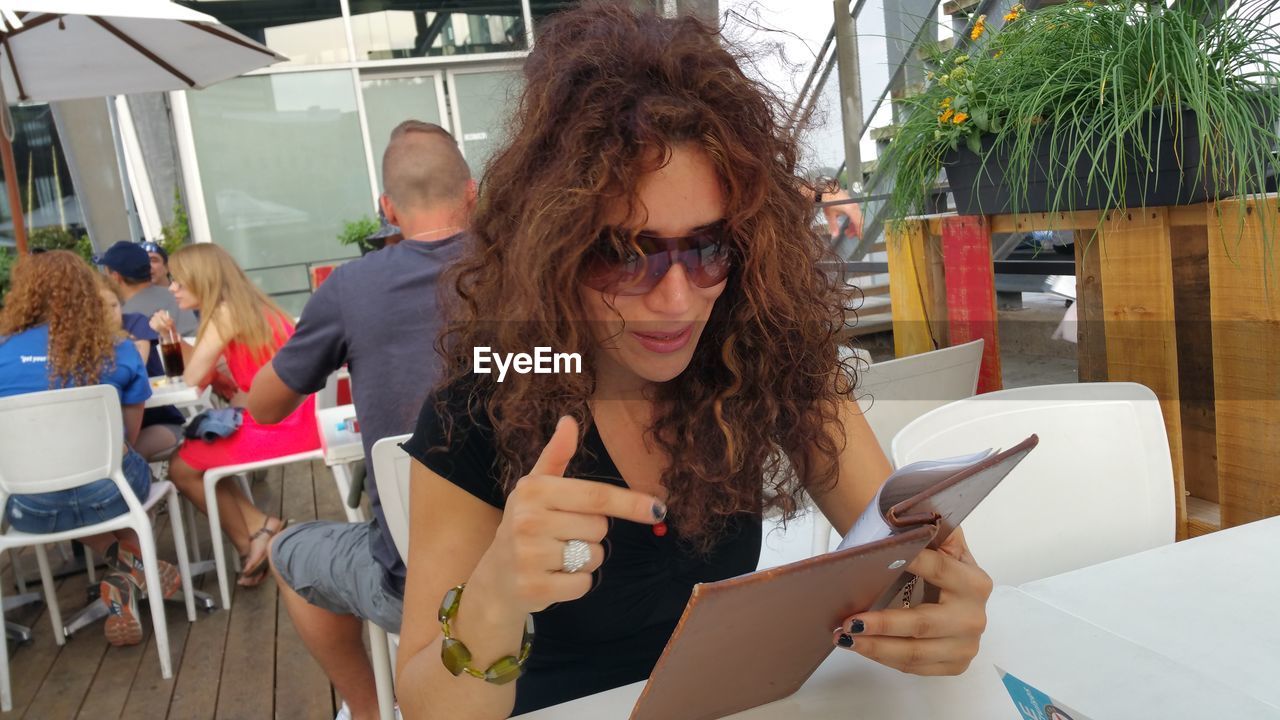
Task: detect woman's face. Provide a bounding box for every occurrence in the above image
[98,288,122,329]
[169,277,198,310]
[579,144,729,390]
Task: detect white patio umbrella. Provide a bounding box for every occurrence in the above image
[0,0,286,253]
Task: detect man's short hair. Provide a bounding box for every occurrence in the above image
[382,120,472,212]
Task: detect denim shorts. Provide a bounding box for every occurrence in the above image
[272,520,404,633]
[5,449,152,534]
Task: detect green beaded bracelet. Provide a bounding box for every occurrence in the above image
[438,584,535,685]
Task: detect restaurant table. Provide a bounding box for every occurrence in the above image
[317,403,366,521]
[515,516,1280,719]
[144,378,210,412]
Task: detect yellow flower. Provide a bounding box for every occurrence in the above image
[1083,0,1094,6]
[970,15,987,41]
[941,96,953,108]
[953,54,969,65]
[1004,3,1025,22]
[994,50,1003,58]
[940,108,955,123]
[952,112,969,124]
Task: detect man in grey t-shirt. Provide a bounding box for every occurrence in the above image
[249,120,474,720]
[96,240,198,336]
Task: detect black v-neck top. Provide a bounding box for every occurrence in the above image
[402,388,763,716]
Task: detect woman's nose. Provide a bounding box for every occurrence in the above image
[644,260,693,314]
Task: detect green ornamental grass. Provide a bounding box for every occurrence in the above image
[882,0,1280,227]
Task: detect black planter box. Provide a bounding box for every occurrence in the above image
[943,106,1262,215]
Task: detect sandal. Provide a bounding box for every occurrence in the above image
[238,517,289,586]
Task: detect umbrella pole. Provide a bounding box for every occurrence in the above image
[1,132,25,254]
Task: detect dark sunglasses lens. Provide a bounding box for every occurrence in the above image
[584,224,732,295]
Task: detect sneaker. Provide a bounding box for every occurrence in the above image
[106,542,181,599]
[101,572,144,647]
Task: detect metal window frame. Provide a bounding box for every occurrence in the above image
[173,0,535,249]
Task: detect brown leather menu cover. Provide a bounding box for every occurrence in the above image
[628,434,1039,720]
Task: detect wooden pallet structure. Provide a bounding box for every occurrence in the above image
[885,200,1280,540]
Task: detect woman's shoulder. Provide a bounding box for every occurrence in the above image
[403,375,505,507]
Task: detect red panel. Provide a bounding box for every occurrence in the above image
[311,264,336,289]
[941,216,1003,393]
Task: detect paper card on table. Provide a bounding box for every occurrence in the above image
[997,666,1094,720]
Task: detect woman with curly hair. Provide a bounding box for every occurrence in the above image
[0,251,182,647]
[395,4,994,718]
[149,243,319,587]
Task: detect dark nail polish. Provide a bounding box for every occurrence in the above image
[652,501,667,522]
[850,619,865,634]
[837,633,854,648]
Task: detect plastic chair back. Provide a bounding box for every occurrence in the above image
[0,385,124,497]
[891,382,1176,586]
[856,339,984,458]
[371,434,414,562]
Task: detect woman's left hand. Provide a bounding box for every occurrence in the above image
[833,529,992,675]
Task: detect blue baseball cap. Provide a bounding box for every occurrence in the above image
[93,241,152,281]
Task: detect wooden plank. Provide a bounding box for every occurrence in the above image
[21,572,108,720]
[989,211,1103,234]
[274,461,335,720]
[1074,230,1108,383]
[1186,497,1221,538]
[214,468,285,720]
[1207,199,1280,527]
[1170,223,1219,505]
[168,576,231,720]
[1096,208,1187,539]
[6,570,86,717]
[113,511,200,720]
[885,221,938,357]
[941,215,1003,392]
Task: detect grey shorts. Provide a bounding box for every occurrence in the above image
[272,520,403,633]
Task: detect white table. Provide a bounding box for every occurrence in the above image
[143,378,208,411]
[516,517,1280,719]
[317,403,366,522]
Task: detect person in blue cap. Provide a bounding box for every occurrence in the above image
[95,240,197,336]
[140,240,171,287]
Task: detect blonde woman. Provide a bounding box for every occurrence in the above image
[150,244,320,587]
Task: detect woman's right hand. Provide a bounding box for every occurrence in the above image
[469,416,666,616]
[149,310,176,337]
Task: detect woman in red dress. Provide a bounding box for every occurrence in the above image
[151,244,320,587]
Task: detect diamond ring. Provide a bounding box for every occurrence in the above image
[561,539,591,574]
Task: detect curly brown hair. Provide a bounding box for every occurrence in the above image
[1,250,117,387]
[436,2,857,551]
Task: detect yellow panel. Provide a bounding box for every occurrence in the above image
[1097,208,1187,538]
[885,222,935,357]
[1207,200,1280,527]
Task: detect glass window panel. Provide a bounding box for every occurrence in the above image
[361,74,445,189]
[450,70,521,177]
[175,1,349,66]
[0,104,83,249]
[186,71,372,282]
[349,1,527,61]
[530,0,580,34]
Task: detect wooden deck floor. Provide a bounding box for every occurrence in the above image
[2,459,351,720]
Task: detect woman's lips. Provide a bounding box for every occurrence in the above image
[630,325,693,354]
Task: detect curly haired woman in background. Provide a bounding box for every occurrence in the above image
[0,251,182,646]
[395,4,994,718]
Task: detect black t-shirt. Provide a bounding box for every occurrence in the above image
[402,388,762,716]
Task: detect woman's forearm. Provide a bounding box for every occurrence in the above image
[398,570,527,720]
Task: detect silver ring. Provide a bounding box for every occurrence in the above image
[561,539,591,574]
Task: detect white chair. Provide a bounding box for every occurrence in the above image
[890,382,1176,587]
[370,435,414,720]
[774,340,985,565]
[0,386,196,712]
[198,448,323,610]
